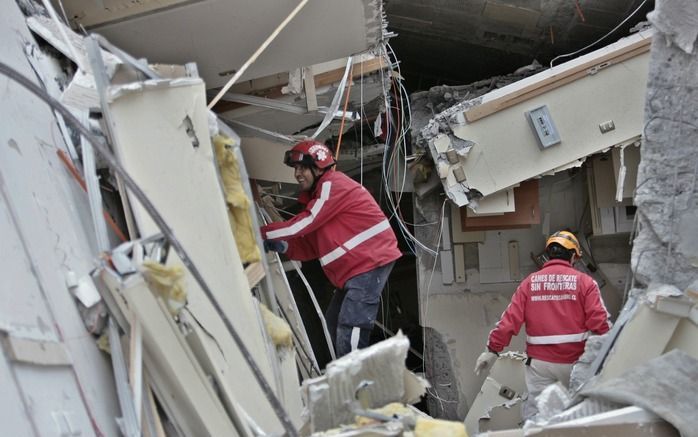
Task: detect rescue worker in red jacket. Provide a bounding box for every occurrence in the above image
[261,140,402,357]
[474,231,610,419]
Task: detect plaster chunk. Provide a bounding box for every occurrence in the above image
[648,0,698,54]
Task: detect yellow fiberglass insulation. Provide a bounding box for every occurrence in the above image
[414,418,468,437]
[212,134,261,264]
[354,403,414,427]
[140,260,187,316]
[260,303,293,348]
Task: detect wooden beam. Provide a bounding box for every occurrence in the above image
[464,37,651,123]
[313,57,385,89]
[245,262,266,289]
[304,66,318,111]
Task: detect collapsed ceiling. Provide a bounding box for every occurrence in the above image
[56,0,654,93]
[58,0,386,89]
[0,0,695,434]
[51,0,657,181]
[384,0,654,88]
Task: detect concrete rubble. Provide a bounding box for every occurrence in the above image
[405,0,698,435]
[302,333,431,433]
[0,0,409,435]
[581,350,698,436]
[2,0,698,435]
[0,0,472,435]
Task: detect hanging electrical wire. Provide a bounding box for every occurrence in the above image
[375,42,437,256]
[550,0,649,67]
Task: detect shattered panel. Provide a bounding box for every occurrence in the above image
[464,354,526,436]
[582,350,697,436]
[78,0,388,89]
[418,30,652,206]
[302,334,416,432]
[0,1,122,433]
[105,78,290,431]
[99,272,239,436]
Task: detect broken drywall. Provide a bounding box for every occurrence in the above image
[412,169,589,419]
[75,0,388,89]
[415,30,652,207]
[105,77,300,431]
[99,270,241,436]
[420,294,527,419]
[582,350,698,436]
[0,0,121,433]
[631,0,698,291]
[410,62,545,207]
[465,353,527,435]
[300,333,424,432]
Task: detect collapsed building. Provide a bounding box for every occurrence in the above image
[1,0,697,436]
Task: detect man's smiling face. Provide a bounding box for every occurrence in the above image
[294,164,317,192]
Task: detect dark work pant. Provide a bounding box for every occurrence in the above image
[325,262,395,358]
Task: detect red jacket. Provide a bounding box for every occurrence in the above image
[487,259,610,363]
[261,170,401,289]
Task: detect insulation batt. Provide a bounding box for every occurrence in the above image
[259,303,293,348]
[414,417,467,437]
[140,260,187,315]
[212,134,261,264]
[354,403,414,427]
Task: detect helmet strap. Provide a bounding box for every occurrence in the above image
[309,166,324,191]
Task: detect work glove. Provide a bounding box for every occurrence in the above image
[474,350,498,375]
[263,239,288,254]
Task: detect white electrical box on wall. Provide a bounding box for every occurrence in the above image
[525,105,561,149]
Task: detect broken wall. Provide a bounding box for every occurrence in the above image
[75,0,387,89]
[409,30,658,419]
[413,170,590,418]
[418,30,651,207]
[631,1,698,290]
[0,1,120,434]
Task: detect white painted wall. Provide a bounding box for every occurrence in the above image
[89,0,384,89]
[416,171,589,415]
[0,1,120,433]
[452,47,649,197]
[422,292,526,414]
[106,79,301,431]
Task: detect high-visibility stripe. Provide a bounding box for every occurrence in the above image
[350,327,361,351]
[319,219,391,266]
[266,181,331,239]
[344,219,390,249]
[527,332,590,345]
[319,246,346,266]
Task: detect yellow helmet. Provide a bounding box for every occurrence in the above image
[545,231,581,257]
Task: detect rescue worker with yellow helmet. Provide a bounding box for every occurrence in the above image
[474,230,610,420]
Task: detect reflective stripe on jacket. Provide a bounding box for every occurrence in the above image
[261,170,401,288]
[487,259,611,363]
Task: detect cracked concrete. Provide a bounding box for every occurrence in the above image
[424,327,463,420]
[631,0,698,290]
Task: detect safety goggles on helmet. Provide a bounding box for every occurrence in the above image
[545,231,581,257]
[283,140,336,169]
[283,149,310,167]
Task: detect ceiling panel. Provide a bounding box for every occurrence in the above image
[63,0,385,89]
